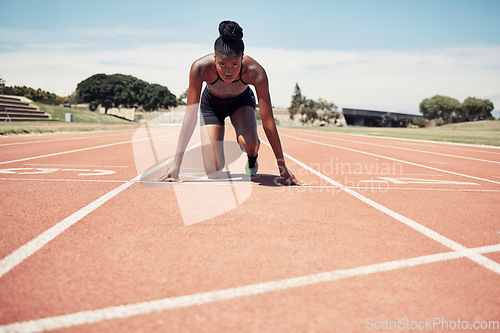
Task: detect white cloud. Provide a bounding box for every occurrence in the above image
[250,46,500,112]
[0,42,210,97]
[1,38,499,114]
[79,27,180,39]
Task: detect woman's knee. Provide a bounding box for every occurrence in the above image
[243,137,260,156]
[203,154,225,178]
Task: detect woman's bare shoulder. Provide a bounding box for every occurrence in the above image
[191,53,215,75]
[242,55,267,85]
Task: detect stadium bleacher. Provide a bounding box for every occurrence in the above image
[0,95,54,121]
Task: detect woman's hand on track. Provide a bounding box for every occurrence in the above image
[157,165,181,182]
[280,166,306,186]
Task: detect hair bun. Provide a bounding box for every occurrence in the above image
[219,20,243,42]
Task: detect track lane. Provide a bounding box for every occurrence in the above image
[0,130,133,147]
[1,126,499,332]
[0,125,182,167]
[0,136,145,260]
[302,130,500,157]
[0,126,185,276]
[1,134,455,326]
[278,129,500,249]
[53,257,499,333]
[280,129,500,183]
[0,130,140,164]
[301,131,500,164]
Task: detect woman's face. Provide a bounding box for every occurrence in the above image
[214,53,242,83]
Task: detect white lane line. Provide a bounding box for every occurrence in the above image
[0,143,200,279]
[299,131,500,165]
[341,173,442,176]
[0,133,179,166]
[1,178,500,192]
[347,187,500,192]
[25,164,129,168]
[0,178,129,183]
[0,131,131,147]
[387,141,500,156]
[280,133,500,185]
[267,140,500,274]
[1,244,499,333]
[293,128,500,150]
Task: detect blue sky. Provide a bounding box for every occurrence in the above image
[1,0,499,114]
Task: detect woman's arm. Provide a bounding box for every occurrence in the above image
[246,57,304,185]
[164,59,205,180]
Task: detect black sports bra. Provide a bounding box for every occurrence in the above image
[207,67,248,98]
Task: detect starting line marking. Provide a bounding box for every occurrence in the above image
[0,168,116,176]
[0,177,499,192]
[1,244,499,333]
[360,177,479,185]
[25,163,129,168]
[1,177,499,192]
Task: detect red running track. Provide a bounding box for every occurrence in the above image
[0,126,499,332]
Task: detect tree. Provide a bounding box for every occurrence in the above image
[66,91,78,105]
[2,85,62,104]
[0,76,5,94]
[458,97,494,121]
[76,73,177,112]
[300,98,319,124]
[288,83,339,125]
[77,74,111,111]
[288,83,340,125]
[419,95,495,123]
[316,98,339,124]
[114,74,148,108]
[288,83,303,120]
[140,84,177,111]
[419,95,461,123]
[177,88,188,105]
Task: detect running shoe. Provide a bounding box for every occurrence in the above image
[245,154,258,176]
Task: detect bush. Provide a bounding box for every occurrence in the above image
[435,117,444,126]
[411,117,427,128]
[3,85,64,104]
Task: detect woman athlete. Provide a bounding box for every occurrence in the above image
[162,20,303,186]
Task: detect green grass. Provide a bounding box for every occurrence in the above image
[286,120,500,146]
[0,103,138,135]
[3,104,499,146]
[37,103,132,124]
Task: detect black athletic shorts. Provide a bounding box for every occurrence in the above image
[200,86,256,126]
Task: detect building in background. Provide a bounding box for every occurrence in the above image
[342,108,423,127]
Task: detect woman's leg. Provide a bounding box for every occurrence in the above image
[230,106,260,157]
[200,124,225,178]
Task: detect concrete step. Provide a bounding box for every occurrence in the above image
[0,109,49,117]
[0,107,45,114]
[0,101,35,108]
[0,96,23,103]
[0,112,50,119]
[0,116,56,121]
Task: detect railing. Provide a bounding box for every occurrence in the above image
[0,105,11,122]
